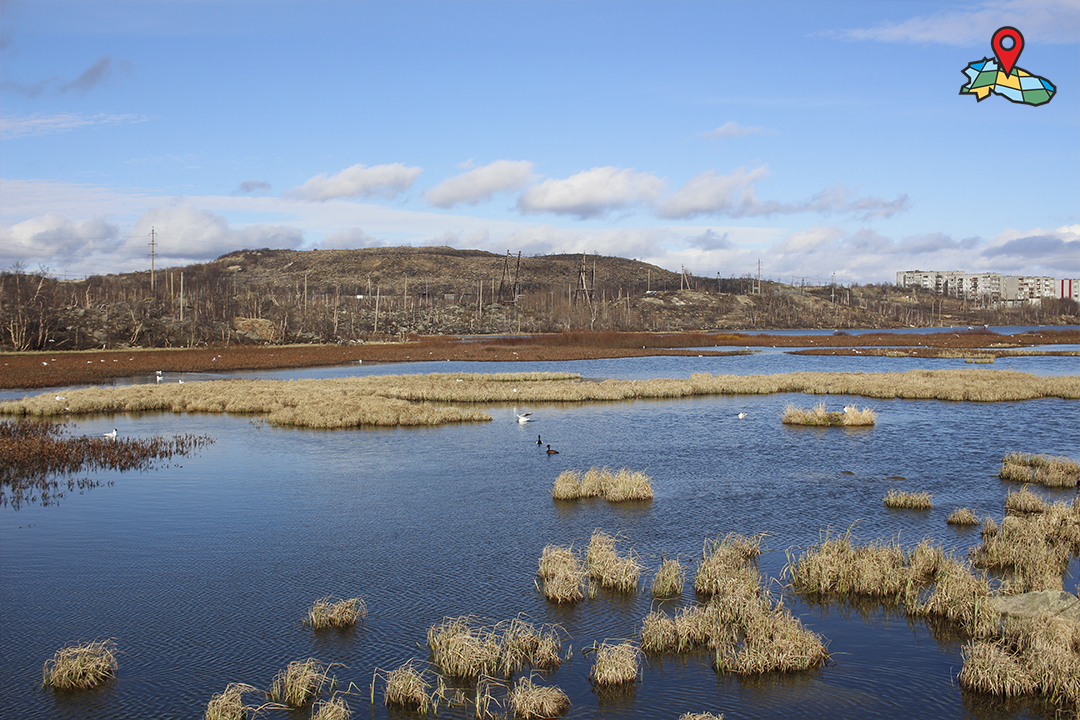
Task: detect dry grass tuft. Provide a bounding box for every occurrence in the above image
[713,604,830,675]
[42,640,118,692]
[589,642,641,686]
[694,534,763,598]
[947,508,980,525]
[782,402,876,427]
[883,489,933,510]
[651,557,685,597]
[679,714,725,720]
[427,615,565,678]
[907,556,997,638]
[587,531,643,594]
[551,471,582,500]
[537,544,586,603]
[960,613,1080,709]
[305,596,366,630]
[959,641,1037,697]
[970,501,1079,593]
[1004,485,1047,515]
[507,676,570,719]
[786,532,911,599]
[204,683,267,720]
[551,467,652,502]
[999,452,1080,488]
[311,695,351,720]
[267,658,334,708]
[377,660,442,713]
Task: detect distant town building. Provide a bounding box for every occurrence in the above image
[896,270,1079,303]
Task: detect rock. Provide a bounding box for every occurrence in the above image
[231,317,279,343]
[990,590,1080,622]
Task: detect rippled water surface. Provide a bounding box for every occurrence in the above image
[2,353,1078,720]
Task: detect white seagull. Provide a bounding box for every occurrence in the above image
[514,408,532,424]
[55,395,66,401]
[103,428,117,439]
[737,412,747,419]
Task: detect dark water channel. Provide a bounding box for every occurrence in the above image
[1,354,1078,720]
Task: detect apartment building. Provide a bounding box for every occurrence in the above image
[896,270,1077,302]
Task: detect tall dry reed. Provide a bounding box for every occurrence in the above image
[41,640,117,691]
[586,531,642,593]
[537,544,586,603]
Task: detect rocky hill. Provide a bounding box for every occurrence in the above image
[1,246,1076,351]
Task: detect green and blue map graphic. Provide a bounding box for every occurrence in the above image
[960,58,1056,106]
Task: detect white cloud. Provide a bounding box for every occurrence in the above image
[128,205,304,261]
[702,121,766,139]
[0,214,121,266]
[286,163,422,201]
[425,160,535,208]
[0,112,148,139]
[777,225,847,254]
[657,167,771,219]
[517,167,666,219]
[828,0,1079,45]
[657,172,910,221]
[319,227,383,250]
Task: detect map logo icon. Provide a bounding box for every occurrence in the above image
[959,26,1055,106]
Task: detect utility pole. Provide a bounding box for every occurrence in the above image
[148,227,157,292]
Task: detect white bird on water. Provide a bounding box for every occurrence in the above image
[103,428,117,439]
[514,408,532,424]
[737,412,747,419]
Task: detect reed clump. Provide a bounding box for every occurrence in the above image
[588,641,641,686]
[907,556,997,638]
[651,557,685,597]
[205,683,251,720]
[507,676,570,719]
[305,596,366,630]
[587,531,643,593]
[960,613,1080,710]
[712,603,830,675]
[694,534,763,598]
[782,403,876,427]
[947,508,980,525]
[427,615,565,678]
[550,467,653,502]
[679,714,724,720]
[883,489,933,510]
[787,532,911,599]
[267,658,334,708]
[537,544,586,603]
[42,640,117,692]
[1004,485,1046,514]
[999,452,1080,488]
[971,501,1079,593]
[376,660,444,714]
[311,696,350,720]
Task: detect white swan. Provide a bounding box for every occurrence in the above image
[514,408,532,424]
[103,428,117,439]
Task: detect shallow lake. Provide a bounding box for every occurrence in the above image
[2,352,1078,719]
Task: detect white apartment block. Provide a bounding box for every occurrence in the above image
[896,270,1078,303]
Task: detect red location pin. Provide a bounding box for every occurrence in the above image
[991,26,1024,75]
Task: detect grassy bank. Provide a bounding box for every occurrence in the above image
[2,369,1077,431]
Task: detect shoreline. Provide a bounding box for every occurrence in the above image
[2,329,1077,390]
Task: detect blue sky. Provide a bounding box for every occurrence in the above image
[1,0,1077,285]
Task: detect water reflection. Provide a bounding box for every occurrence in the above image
[0,354,1077,720]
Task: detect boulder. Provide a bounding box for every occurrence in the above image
[990,590,1080,622]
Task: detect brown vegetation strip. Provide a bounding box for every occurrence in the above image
[4,329,1076,389]
[1,419,213,508]
[2,370,1076,433]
